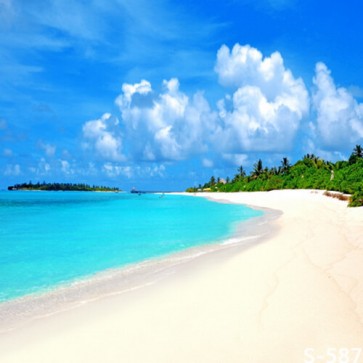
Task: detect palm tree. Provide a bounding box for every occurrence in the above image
[238,165,246,178]
[252,159,263,178]
[210,176,216,186]
[349,144,363,164]
[270,167,279,176]
[303,153,317,160]
[353,145,362,158]
[281,157,290,174]
[233,165,246,182]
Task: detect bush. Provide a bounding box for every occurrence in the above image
[349,192,363,207]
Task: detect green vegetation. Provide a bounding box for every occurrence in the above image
[186,145,363,207]
[8,182,120,192]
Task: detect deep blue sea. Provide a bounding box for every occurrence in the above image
[0,191,262,302]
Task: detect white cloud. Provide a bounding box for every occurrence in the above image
[313,62,363,148]
[79,43,363,176]
[60,160,74,175]
[222,153,249,166]
[83,113,125,161]
[145,164,166,177]
[302,138,347,162]
[103,163,132,178]
[27,159,50,176]
[39,141,56,157]
[24,1,105,43]
[202,158,214,168]
[116,78,216,161]
[38,158,51,174]
[90,44,310,167]
[4,163,21,176]
[85,162,98,176]
[102,162,165,179]
[120,79,152,106]
[214,44,309,152]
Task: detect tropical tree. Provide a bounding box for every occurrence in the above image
[303,154,314,160]
[210,176,216,186]
[349,144,362,164]
[238,165,246,178]
[251,159,263,178]
[233,165,246,182]
[270,167,280,176]
[281,157,291,174]
[353,144,362,157]
[186,150,363,206]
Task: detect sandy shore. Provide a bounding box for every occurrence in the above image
[0,190,362,363]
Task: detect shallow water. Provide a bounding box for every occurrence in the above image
[0,191,262,302]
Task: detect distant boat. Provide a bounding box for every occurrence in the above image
[130,188,146,195]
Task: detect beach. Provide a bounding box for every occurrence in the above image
[0,190,362,363]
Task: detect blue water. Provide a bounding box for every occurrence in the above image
[0,191,262,302]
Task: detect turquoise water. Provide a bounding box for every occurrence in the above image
[0,191,262,302]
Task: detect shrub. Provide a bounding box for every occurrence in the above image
[349,192,363,207]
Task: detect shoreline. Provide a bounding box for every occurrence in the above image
[1,190,362,363]
[0,197,278,334]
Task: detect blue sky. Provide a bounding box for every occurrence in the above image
[1,0,363,191]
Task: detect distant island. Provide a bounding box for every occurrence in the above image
[186,145,363,207]
[8,182,120,192]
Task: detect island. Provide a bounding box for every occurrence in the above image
[7,182,121,192]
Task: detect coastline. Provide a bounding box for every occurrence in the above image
[0,190,362,363]
[0,196,274,333]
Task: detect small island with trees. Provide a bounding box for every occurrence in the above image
[186,145,363,207]
[8,182,120,192]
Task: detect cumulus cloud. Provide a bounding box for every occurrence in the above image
[35,158,51,175]
[119,79,152,106]
[39,141,56,157]
[4,163,21,176]
[60,160,74,175]
[222,153,249,166]
[202,158,214,168]
[79,43,363,180]
[103,162,165,179]
[83,113,125,161]
[214,44,309,152]
[313,62,363,148]
[82,44,311,174]
[103,163,133,178]
[115,78,216,161]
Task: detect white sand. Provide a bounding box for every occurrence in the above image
[0,190,362,363]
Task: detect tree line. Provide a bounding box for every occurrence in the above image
[8,182,120,192]
[186,145,363,207]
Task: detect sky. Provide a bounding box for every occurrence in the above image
[1,0,363,191]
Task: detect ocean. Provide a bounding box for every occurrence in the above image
[0,191,262,303]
